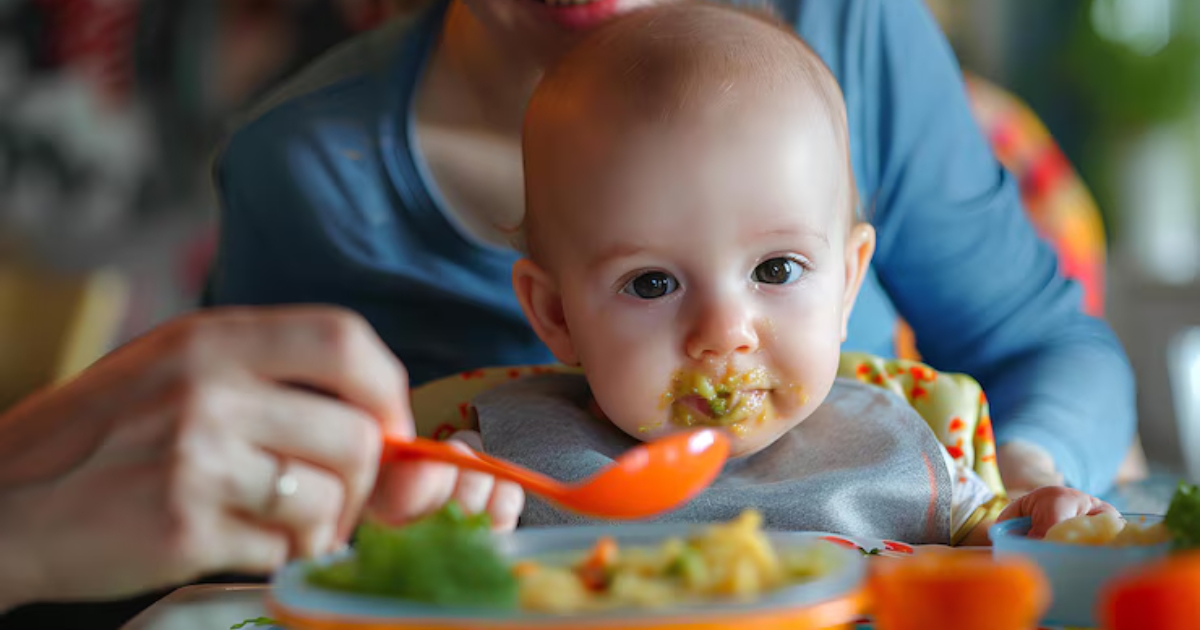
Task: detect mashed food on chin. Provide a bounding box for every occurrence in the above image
[516,510,838,613]
[1043,511,1170,546]
[659,367,800,435]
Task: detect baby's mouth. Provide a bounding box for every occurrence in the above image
[663,367,777,430]
[677,390,768,425]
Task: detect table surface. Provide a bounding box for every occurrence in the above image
[118,475,1183,630]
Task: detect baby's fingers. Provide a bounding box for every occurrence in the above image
[1086,498,1119,517]
[1026,490,1114,538]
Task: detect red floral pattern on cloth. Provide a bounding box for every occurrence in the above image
[840,353,1005,500]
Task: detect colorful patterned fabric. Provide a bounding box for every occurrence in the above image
[410,353,1007,503]
[839,352,1006,501]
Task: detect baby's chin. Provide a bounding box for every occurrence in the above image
[724,419,804,458]
[610,408,808,459]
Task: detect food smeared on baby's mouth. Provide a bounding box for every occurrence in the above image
[647,366,799,436]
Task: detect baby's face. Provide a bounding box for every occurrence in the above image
[521,106,874,457]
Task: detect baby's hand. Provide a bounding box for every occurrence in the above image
[997,486,1117,539]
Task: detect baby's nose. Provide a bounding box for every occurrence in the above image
[685,300,760,360]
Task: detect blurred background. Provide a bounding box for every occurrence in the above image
[0,0,1196,480]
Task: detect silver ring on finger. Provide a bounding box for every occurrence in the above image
[264,458,300,518]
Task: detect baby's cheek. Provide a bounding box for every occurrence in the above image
[584,359,671,437]
[775,332,841,389]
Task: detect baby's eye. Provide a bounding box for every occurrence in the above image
[753,257,802,285]
[622,271,679,299]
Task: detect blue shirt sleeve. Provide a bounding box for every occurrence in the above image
[858,0,1136,494]
[209,121,316,308]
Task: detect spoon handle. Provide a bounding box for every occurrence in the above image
[381,436,563,499]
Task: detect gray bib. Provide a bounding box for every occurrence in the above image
[475,374,953,544]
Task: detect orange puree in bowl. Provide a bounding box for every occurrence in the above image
[869,551,1048,630]
[1099,551,1200,630]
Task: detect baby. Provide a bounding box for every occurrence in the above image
[435,1,1112,546]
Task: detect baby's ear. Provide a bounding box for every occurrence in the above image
[512,259,579,365]
[840,222,876,341]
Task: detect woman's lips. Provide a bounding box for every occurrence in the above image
[525,0,623,31]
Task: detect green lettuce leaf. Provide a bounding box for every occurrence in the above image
[1165,481,1200,551]
[230,617,275,629]
[306,502,517,609]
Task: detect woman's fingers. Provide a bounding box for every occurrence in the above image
[0,305,434,608]
[210,513,292,575]
[154,375,379,557]
[163,306,414,438]
[232,383,382,539]
[223,447,346,557]
[486,481,525,531]
[369,440,526,529]
[443,434,524,530]
[369,459,459,525]
[447,440,496,515]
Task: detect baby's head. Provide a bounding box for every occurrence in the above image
[514,1,875,457]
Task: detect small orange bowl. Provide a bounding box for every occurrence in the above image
[1098,550,1200,630]
[868,550,1049,630]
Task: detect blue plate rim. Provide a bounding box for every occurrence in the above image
[270,526,867,623]
[988,512,1169,553]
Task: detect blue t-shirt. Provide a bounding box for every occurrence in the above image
[210,0,1135,495]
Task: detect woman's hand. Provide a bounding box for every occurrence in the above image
[0,306,517,609]
[371,431,523,533]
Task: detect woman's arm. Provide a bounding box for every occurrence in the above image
[859,0,1136,495]
[0,489,43,613]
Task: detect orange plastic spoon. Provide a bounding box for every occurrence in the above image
[381,428,729,519]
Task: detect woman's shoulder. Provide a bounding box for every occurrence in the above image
[772,0,942,72]
[774,0,934,31]
[212,5,447,219]
[220,5,443,160]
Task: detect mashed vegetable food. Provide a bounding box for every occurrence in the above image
[1042,481,1200,548]
[515,510,837,613]
[1043,512,1170,547]
[307,505,836,614]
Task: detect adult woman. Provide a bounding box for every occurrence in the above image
[0,1,1136,627]
[210,0,1135,498]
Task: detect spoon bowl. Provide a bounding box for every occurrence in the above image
[382,429,729,519]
